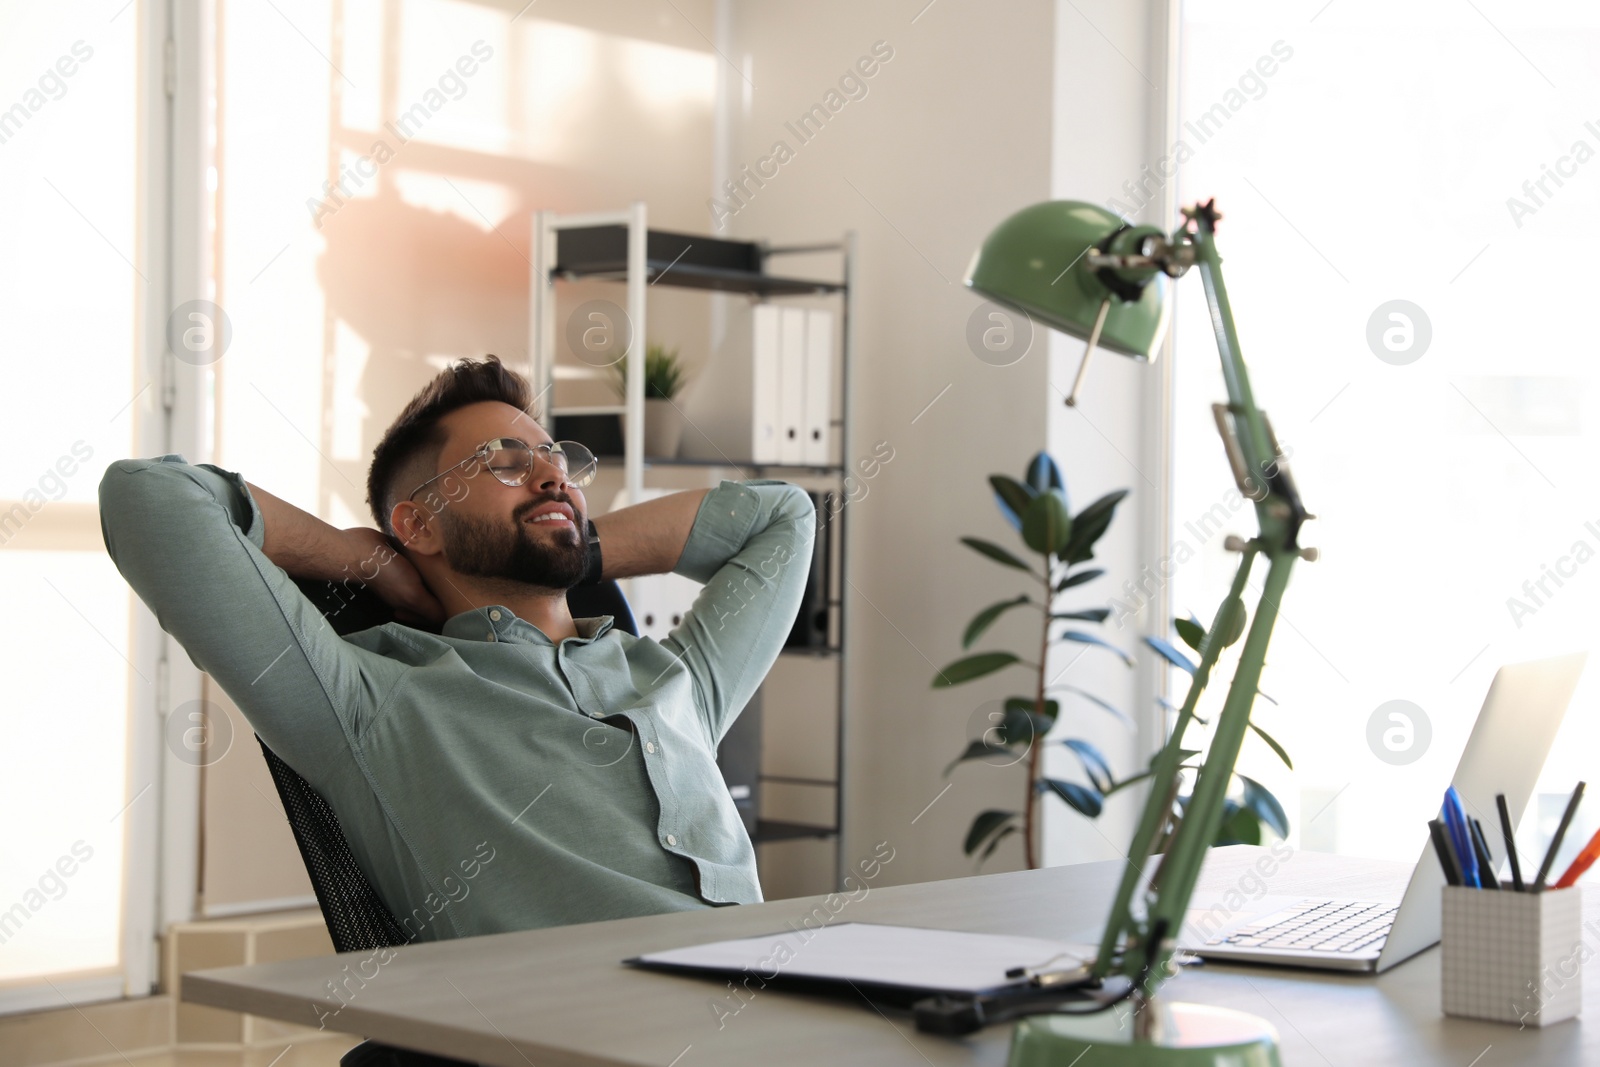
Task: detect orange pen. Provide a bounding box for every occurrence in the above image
[1553,824,1600,889]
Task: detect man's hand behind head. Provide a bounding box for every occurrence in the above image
[341,526,448,628]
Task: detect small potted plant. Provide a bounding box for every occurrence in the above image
[612,342,689,458]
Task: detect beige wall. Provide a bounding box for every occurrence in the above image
[720,0,1059,885]
[720,0,1170,886]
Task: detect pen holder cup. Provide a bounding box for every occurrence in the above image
[1441,885,1584,1027]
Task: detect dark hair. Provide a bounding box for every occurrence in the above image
[366,355,537,538]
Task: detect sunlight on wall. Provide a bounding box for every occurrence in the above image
[615,34,717,119]
[394,169,516,231]
[513,18,601,164]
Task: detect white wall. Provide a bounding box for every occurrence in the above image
[1041,3,1173,868]
[721,0,1168,888]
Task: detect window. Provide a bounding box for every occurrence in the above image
[0,0,148,1004]
[1169,0,1600,866]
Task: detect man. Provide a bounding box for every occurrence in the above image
[99,355,814,940]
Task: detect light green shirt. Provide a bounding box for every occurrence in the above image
[98,456,814,940]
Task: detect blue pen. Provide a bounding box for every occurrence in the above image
[1443,787,1481,888]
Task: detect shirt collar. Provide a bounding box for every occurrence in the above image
[440,605,615,644]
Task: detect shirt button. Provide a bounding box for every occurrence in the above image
[646,741,657,754]
[486,632,496,641]
[490,610,502,621]
[665,833,677,846]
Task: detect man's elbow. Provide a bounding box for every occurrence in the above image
[776,482,817,526]
[99,456,182,505]
[98,459,147,546]
[97,456,195,554]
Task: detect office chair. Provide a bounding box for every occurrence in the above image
[258,576,638,1067]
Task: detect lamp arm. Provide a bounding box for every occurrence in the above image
[1089,204,1305,1001]
[1089,542,1259,979]
[1127,552,1294,998]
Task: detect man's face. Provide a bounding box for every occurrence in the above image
[423,402,590,590]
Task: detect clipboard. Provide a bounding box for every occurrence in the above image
[623,921,1100,1008]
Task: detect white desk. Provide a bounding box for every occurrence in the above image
[182,847,1595,1065]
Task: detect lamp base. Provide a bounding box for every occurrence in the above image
[1005,1001,1281,1067]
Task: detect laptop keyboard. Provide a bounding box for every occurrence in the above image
[1205,899,1399,954]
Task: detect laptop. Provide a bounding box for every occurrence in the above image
[1178,651,1589,973]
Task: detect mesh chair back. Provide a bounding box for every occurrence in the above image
[258,738,411,953]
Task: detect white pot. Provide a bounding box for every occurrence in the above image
[643,398,685,458]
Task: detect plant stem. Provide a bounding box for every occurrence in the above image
[1024,554,1052,869]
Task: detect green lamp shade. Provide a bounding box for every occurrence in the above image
[964,200,1170,360]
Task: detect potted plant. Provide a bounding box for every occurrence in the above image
[935,452,1293,870]
[611,342,688,458]
[934,452,1135,869]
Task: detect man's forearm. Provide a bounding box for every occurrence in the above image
[591,488,710,580]
[246,481,356,582]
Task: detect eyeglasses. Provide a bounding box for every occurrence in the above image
[405,437,598,508]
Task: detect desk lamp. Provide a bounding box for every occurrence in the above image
[955,199,1313,1066]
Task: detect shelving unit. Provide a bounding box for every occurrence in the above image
[530,202,855,890]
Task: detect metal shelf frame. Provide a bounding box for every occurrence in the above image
[530,202,856,889]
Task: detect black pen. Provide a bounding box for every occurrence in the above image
[1429,818,1464,887]
[1469,818,1500,889]
[1533,781,1585,891]
[1496,793,1525,891]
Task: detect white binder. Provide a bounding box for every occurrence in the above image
[778,307,807,465]
[752,304,782,463]
[803,308,833,465]
[611,488,703,642]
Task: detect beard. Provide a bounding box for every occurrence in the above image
[438,496,589,591]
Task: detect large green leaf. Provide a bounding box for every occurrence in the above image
[997,698,1053,747]
[1057,630,1135,667]
[1004,696,1059,729]
[1239,775,1290,839]
[1145,636,1197,675]
[960,536,1035,574]
[1175,616,1206,653]
[989,475,1035,533]
[932,651,1021,687]
[1060,738,1114,793]
[962,595,1032,649]
[1021,490,1073,556]
[1063,489,1129,564]
[1025,453,1065,496]
[1051,607,1111,624]
[943,738,1017,776]
[978,823,1019,864]
[1038,777,1105,818]
[1248,722,1293,770]
[1216,800,1263,846]
[1056,567,1105,592]
[963,809,1019,856]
